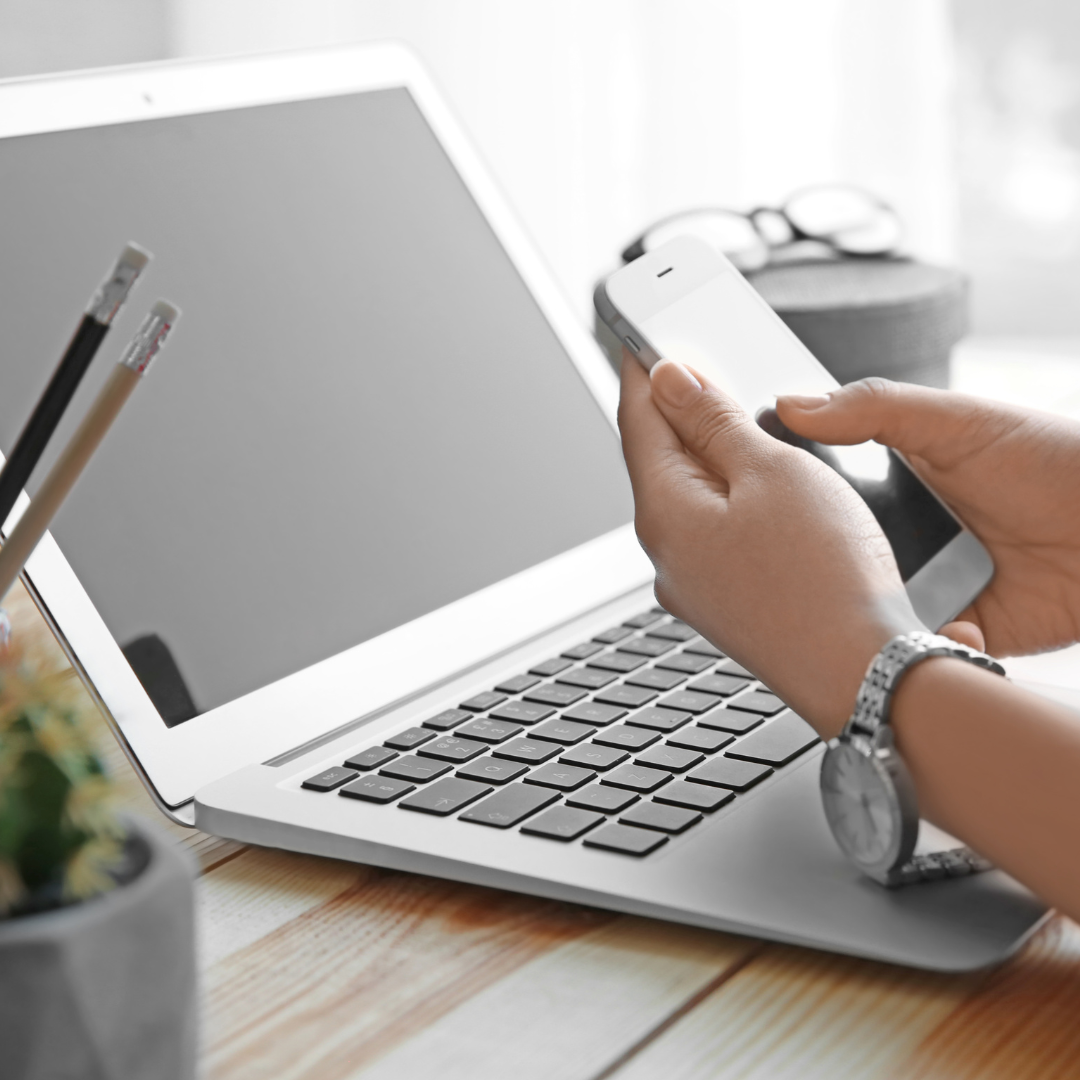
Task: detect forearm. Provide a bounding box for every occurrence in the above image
[892,658,1080,920]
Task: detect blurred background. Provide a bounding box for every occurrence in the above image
[1,0,1078,388]
[4,0,1079,687]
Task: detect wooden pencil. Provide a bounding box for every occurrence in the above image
[0,300,180,604]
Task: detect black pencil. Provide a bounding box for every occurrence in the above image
[0,242,151,532]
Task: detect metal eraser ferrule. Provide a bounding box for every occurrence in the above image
[119,304,178,375]
[85,244,151,325]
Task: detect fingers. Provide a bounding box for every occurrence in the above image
[776,377,972,457]
[649,360,773,478]
[939,619,986,652]
[617,351,690,500]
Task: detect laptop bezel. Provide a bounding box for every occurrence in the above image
[0,43,651,813]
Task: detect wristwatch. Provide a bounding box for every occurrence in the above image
[820,631,1005,887]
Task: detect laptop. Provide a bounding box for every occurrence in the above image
[0,44,1047,971]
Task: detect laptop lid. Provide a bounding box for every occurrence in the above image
[0,44,647,813]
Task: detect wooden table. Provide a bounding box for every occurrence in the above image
[9,577,1080,1080]
[17,340,1080,1079]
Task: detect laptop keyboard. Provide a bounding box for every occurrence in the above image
[299,609,821,857]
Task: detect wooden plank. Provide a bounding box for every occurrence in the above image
[894,916,1080,1080]
[199,851,758,1080]
[351,918,759,1080]
[606,916,1080,1080]
[606,942,975,1080]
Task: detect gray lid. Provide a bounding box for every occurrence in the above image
[747,259,968,388]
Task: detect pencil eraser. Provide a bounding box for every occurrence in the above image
[151,299,180,324]
[120,242,152,271]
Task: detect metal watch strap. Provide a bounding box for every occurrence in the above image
[847,630,1006,739]
[845,630,1006,888]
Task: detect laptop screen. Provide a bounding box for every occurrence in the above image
[0,87,634,722]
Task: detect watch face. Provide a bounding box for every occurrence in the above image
[820,740,901,870]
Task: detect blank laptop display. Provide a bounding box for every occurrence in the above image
[0,87,634,719]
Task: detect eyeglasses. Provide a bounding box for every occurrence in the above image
[621,185,903,272]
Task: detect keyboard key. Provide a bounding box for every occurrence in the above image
[594,685,658,709]
[654,780,736,812]
[344,746,398,771]
[302,766,358,792]
[562,641,605,660]
[622,613,660,630]
[399,777,492,816]
[601,764,672,793]
[656,652,715,675]
[492,737,563,764]
[618,636,676,658]
[688,757,773,791]
[339,774,414,803]
[664,726,734,754]
[456,757,528,785]
[423,707,472,731]
[460,690,508,713]
[593,625,635,644]
[456,717,523,743]
[525,683,588,707]
[623,610,665,629]
[489,701,556,725]
[494,673,541,695]
[530,718,597,745]
[647,621,699,642]
[695,709,765,735]
[587,651,648,673]
[625,668,687,691]
[523,762,596,791]
[521,805,604,840]
[584,823,668,856]
[459,784,559,828]
[417,735,489,763]
[557,667,619,690]
[688,673,750,697]
[634,745,705,773]
[625,706,692,732]
[717,659,755,678]
[684,640,725,658]
[592,725,661,750]
[727,690,786,716]
[620,801,702,834]
[657,690,724,715]
[380,756,453,783]
[529,656,574,677]
[724,710,819,765]
[566,784,640,813]
[559,743,629,771]
[384,726,436,751]
[562,701,628,726]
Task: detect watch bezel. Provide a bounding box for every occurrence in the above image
[820,732,919,884]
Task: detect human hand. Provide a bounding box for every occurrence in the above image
[619,355,924,737]
[777,379,1080,658]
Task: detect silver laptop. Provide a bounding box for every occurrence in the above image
[0,44,1047,971]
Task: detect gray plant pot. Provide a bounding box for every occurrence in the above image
[0,819,197,1080]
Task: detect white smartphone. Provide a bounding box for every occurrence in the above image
[595,235,993,630]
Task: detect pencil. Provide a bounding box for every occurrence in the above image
[0,300,180,604]
[0,242,151,533]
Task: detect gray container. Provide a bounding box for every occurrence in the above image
[0,819,197,1080]
[594,258,968,389]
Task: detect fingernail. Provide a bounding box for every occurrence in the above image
[779,393,831,410]
[651,361,702,408]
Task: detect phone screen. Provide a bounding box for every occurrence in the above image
[636,271,960,581]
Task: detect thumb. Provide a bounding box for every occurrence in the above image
[649,360,773,477]
[776,377,963,457]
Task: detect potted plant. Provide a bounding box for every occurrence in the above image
[0,628,197,1080]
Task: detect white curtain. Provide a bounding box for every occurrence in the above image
[166,0,955,321]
